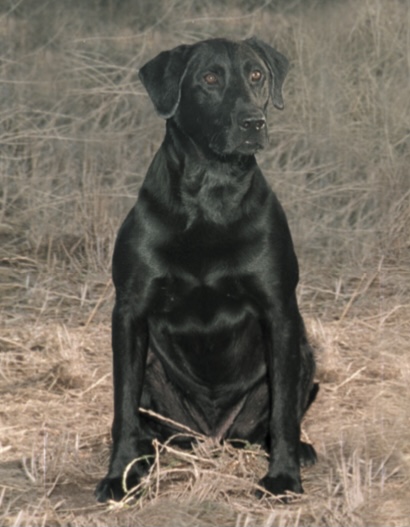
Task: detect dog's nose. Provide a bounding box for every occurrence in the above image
[238,114,266,132]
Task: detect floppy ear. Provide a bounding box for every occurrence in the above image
[138,44,192,119]
[245,37,289,110]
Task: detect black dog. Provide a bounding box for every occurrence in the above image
[96,37,318,503]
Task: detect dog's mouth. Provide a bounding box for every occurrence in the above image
[214,140,264,157]
[209,130,266,157]
[236,140,265,155]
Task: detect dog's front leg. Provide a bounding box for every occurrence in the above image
[95,302,151,502]
[258,305,304,498]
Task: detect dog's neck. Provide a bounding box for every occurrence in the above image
[161,120,261,227]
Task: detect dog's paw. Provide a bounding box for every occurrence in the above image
[299,441,317,467]
[95,476,124,503]
[256,473,303,499]
[95,472,141,503]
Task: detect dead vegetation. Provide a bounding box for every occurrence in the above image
[1,0,409,525]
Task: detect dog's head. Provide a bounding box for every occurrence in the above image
[139,37,288,157]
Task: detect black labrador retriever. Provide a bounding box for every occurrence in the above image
[95,37,318,503]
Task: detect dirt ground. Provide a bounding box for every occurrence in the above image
[1,0,410,525]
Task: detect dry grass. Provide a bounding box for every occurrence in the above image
[1,0,409,525]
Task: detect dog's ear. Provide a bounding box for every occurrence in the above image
[246,37,289,110]
[139,44,192,119]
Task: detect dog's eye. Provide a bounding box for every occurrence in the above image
[203,73,219,85]
[250,70,263,82]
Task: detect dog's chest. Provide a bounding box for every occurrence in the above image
[153,276,256,326]
[181,164,254,226]
[149,227,268,326]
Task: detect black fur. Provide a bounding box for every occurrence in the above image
[95,37,318,503]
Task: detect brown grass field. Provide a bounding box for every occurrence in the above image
[1,0,410,525]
